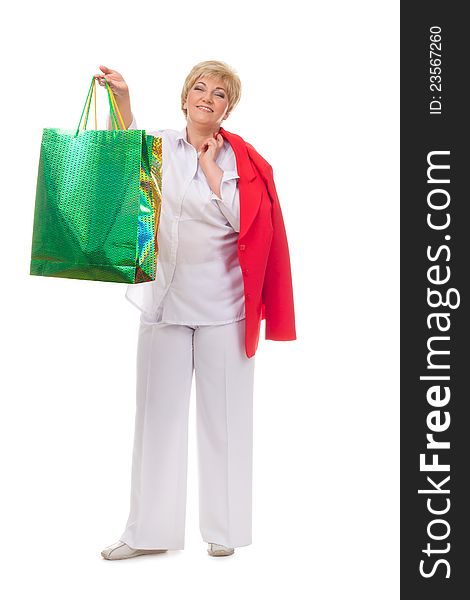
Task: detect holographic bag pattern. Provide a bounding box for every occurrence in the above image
[30,76,162,284]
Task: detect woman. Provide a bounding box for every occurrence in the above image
[97,61,296,560]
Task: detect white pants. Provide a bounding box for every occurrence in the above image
[118,317,255,550]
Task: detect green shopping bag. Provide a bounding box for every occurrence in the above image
[30,76,162,284]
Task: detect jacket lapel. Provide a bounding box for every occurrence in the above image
[219,128,261,239]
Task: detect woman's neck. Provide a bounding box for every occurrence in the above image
[186,121,221,153]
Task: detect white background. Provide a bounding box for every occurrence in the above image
[1,1,399,598]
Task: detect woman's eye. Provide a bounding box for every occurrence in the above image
[194,86,225,99]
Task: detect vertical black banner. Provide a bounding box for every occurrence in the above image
[401,2,469,597]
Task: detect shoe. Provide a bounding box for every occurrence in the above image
[101,541,168,560]
[207,543,235,557]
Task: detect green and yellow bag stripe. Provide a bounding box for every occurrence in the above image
[30,76,162,284]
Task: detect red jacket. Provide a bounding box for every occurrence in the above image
[219,127,296,358]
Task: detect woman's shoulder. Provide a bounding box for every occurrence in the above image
[240,139,273,175]
[146,128,180,139]
[222,129,271,171]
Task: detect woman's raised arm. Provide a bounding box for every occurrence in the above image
[95,65,133,129]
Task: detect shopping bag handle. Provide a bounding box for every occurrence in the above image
[74,76,127,136]
[105,81,127,131]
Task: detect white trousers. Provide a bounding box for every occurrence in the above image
[118,317,255,550]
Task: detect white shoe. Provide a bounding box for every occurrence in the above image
[207,543,235,557]
[101,541,168,560]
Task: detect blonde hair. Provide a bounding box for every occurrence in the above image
[181,60,242,119]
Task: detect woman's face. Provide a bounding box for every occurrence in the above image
[183,76,230,127]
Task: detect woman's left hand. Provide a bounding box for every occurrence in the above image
[198,133,224,166]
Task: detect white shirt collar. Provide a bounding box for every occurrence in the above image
[176,127,188,144]
[176,126,224,145]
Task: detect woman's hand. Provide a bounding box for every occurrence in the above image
[198,134,224,198]
[94,65,130,99]
[94,65,133,129]
[198,133,224,167]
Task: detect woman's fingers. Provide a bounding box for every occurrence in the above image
[199,136,223,163]
[94,74,108,87]
[94,67,128,95]
[96,66,116,84]
[95,73,117,90]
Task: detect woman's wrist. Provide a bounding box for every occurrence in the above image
[200,160,223,198]
[114,94,133,129]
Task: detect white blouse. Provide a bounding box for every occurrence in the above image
[115,114,246,326]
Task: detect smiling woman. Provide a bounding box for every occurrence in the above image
[179,61,241,177]
[183,75,232,178]
[96,60,296,561]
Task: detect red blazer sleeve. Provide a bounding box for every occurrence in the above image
[261,163,297,341]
